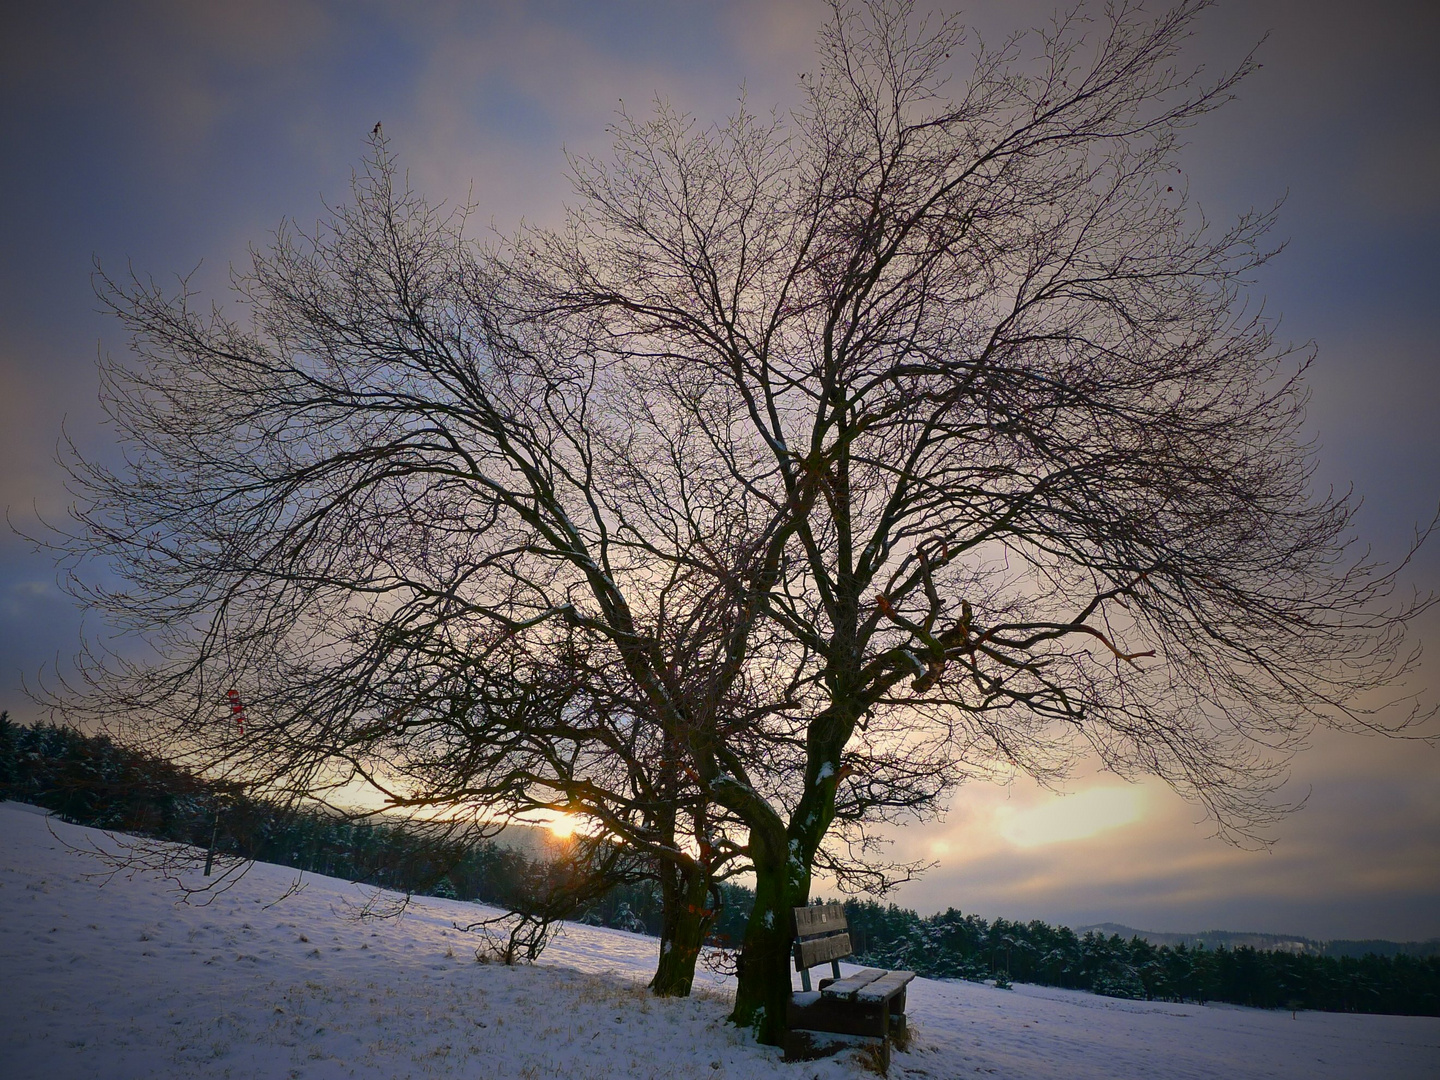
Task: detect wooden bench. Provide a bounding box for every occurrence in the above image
[783,903,915,1071]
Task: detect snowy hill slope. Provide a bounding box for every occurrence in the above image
[2,800,1436,1080]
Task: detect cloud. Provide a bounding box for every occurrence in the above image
[1180,0,1440,226]
[868,730,1440,940]
[2,0,334,161]
[0,342,90,521]
[718,0,818,71]
[994,786,1147,849]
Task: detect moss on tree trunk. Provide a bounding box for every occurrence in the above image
[650,858,714,997]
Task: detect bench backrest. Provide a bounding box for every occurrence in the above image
[793,903,851,990]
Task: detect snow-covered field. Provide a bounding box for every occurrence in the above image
[2,800,1436,1080]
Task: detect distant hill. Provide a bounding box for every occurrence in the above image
[358,808,564,861]
[1073,922,1440,959]
[1074,923,1318,954]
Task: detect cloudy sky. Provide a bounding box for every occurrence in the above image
[2,0,1437,942]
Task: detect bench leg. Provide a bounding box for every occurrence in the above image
[889,1012,909,1051]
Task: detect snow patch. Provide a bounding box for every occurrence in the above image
[2,802,1437,1080]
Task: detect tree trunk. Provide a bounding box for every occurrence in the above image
[650,858,714,996]
[728,705,851,1044]
[730,825,809,1045]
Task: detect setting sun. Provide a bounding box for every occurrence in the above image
[548,814,576,840]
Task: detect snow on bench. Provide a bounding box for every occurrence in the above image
[784,902,915,1071]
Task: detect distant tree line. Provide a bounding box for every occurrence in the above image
[1320,939,1440,961]
[0,715,509,898]
[836,899,1440,1017]
[0,716,674,931]
[1068,923,1440,961]
[4,714,1435,1016]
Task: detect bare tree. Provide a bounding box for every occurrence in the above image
[41,139,783,996]
[369,618,766,993]
[513,0,1433,1041]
